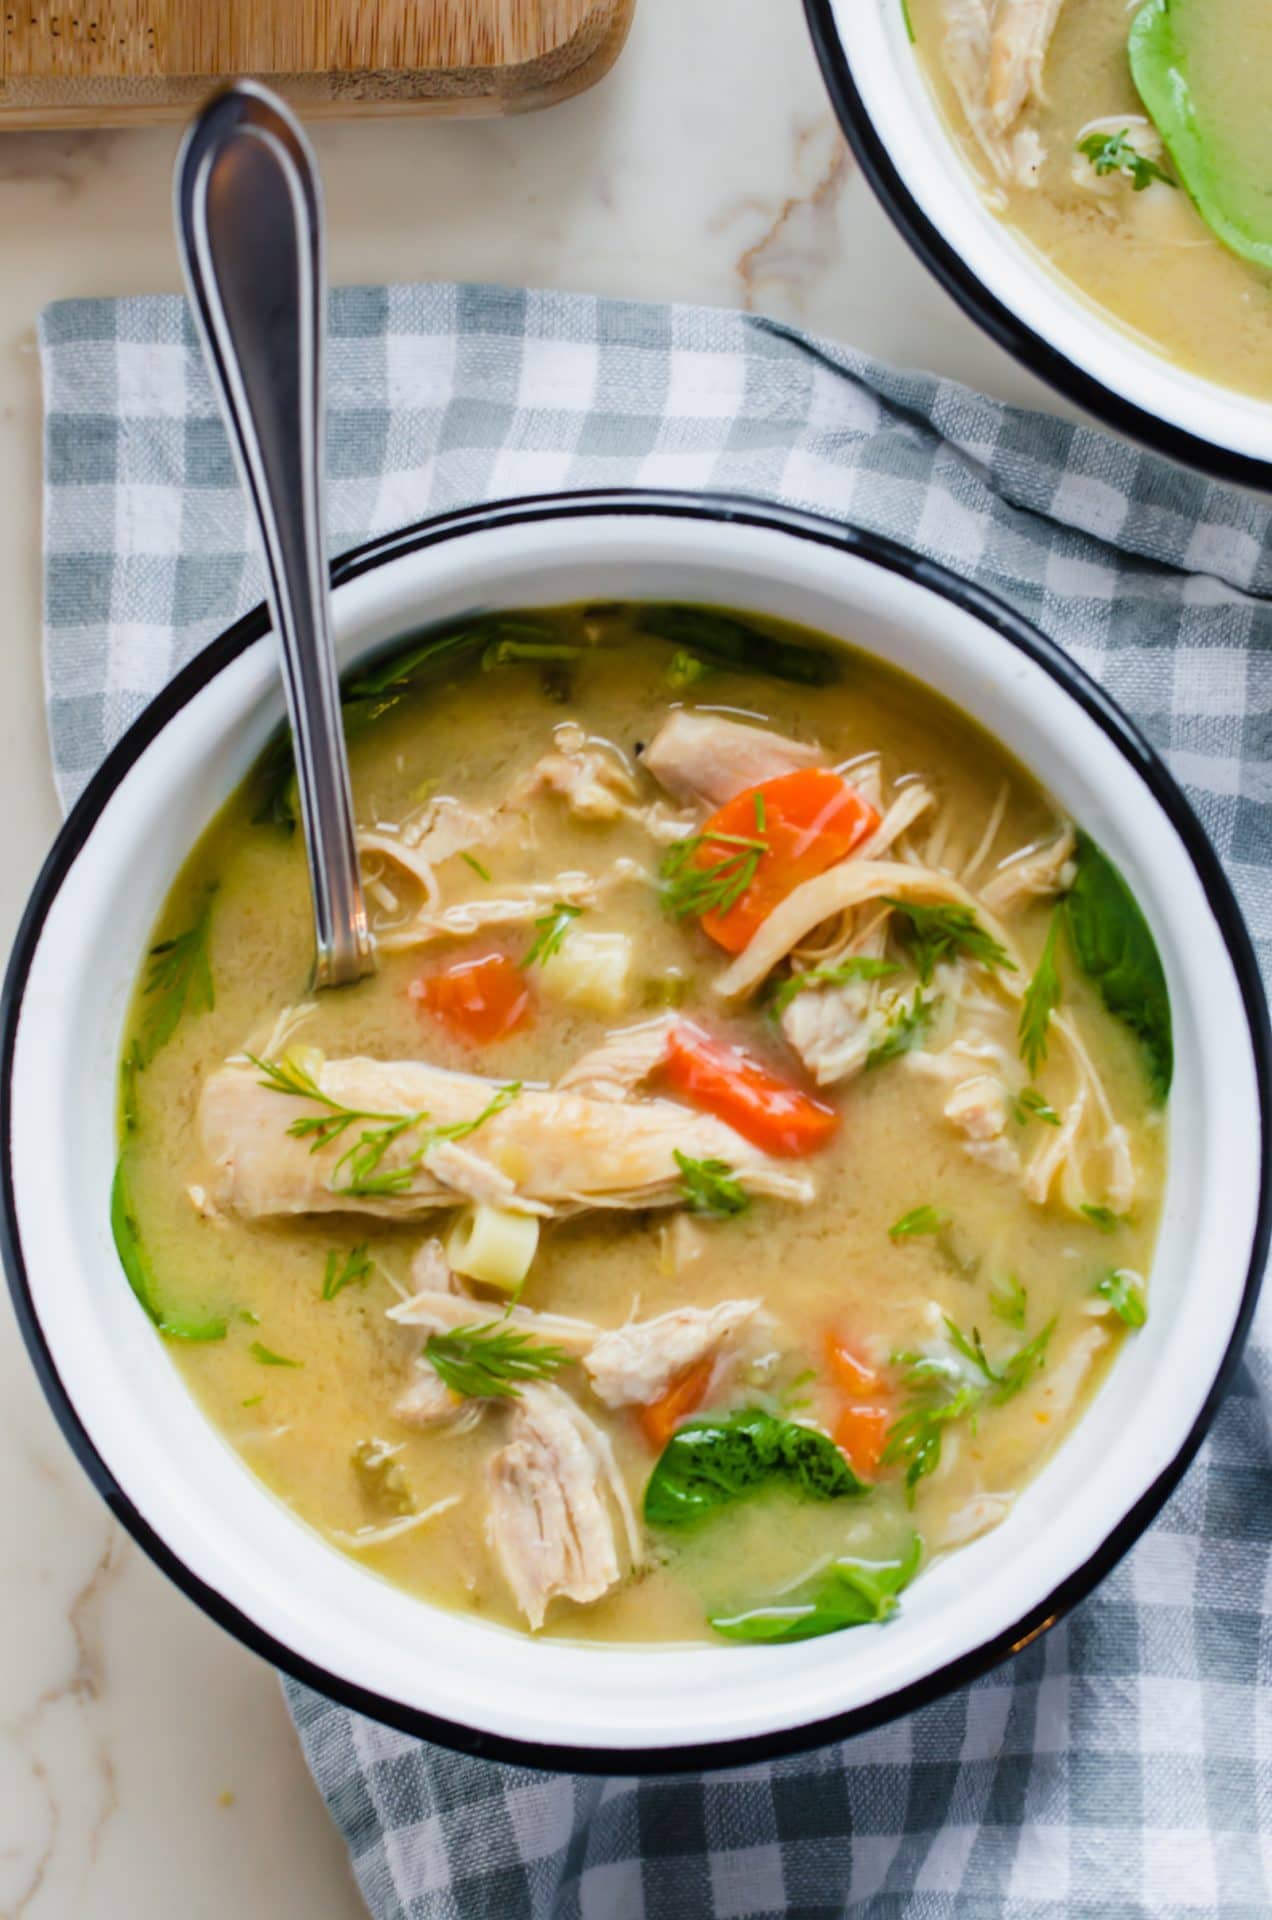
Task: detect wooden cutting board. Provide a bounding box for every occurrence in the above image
[0,0,634,125]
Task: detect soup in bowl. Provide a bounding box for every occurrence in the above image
[806,0,1272,482]
[3,493,1265,1764]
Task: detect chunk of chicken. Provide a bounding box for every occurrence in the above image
[944,1074,1019,1177]
[986,0,1065,132]
[386,1286,598,1352]
[511,723,639,823]
[392,1365,470,1430]
[933,1492,1014,1551]
[584,1301,761,1408]
[640,711,826,809]
[554,1015,677,1099]
[942,0,1064,189]
[1034,1325,1109,1427]
[200,1053,815,1222]
[487,1386,625,1629]
[981,827,1076,912]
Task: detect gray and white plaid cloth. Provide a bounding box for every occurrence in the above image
[39,284,1272,1920]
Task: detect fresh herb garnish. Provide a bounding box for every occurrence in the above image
[1064,834,1172,1101]
[866,988,938,1068]
[1094,1269,1148,1327]
[889,1204,951,1239]
[1019,909,1062,1079]
[460,852,491,882]
[885,898,1013,984]
[771,954,900,1018]
[674,1151,750,1218]
[990,1274,1028,1329]
[1012,1087,1061,1127]
[322,1244,373,1301]
[523,901,583,967]
[1077,129,1175,193]
[249,1340,301,1368]
[660,828,769,922]
[138,890,216,1063]
[424,1321,568,1400]
[711,1534,923,1643]
[1082,1204,1123,1234]
[883,1318,1054,1501]
[110,1160,227,1341]
[644,1408,866,1527]
[483,639,589,671]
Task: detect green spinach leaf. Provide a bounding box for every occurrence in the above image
[643,1408,866,1528]
[636,605,839,687]
[711,1535,923,1643]
[1064,833,1172,1101]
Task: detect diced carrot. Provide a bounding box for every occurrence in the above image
[411,952,530,1046]
[637,1357,716,1451]
[694,768,880,953]
[823,1331,883,1398]
[663,1021,839,1158]
[833,1403,890,1479]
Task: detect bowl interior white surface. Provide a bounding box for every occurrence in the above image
[6,501,1264,1760]
[818,0,1272,474]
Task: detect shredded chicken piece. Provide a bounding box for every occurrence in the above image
[780,984,875,1086]
[1023,1084,1086,1206]
[942,0,1063,188]
[639,711,826,808]
[981,827,1076,912]
[511,724,639,822]
[201,1051,814,1221]
[716,859,1023,1002]
[585,1301,761,1408]
[554,1016,678,1099]
[487,1385,625,1629]
[357,831,442,914]
[410,1238,456,1293]
[961,782,1011,883]
[374,861,648,954]
[933,1492,1014,1551]
[657,1212,708,1276]
[1034,1325,1109,1427]
[332,1493,462,1551]
[392,1366,477,1432]
[944,1073,1010,1143]
[386,1286,598,1351]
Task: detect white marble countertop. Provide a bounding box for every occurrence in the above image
[0,3,1074,1913]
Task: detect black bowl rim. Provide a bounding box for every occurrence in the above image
[803,0,1272,493]
[2,486,1268,1775]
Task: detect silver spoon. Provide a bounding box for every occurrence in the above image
[175,81,375,989]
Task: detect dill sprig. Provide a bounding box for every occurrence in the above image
[322,1243,373,1301]
[523,901,583,967]
[883,1315,1054,1502]
[424,1321,569,1400]
[139,888,217,1063]
[866,988,938,1068]
[771,954,899,1018]
[674,1151,750,1218]
[660,827,769,921]
[885,898,1014,984]
[1019,909,1062,1078]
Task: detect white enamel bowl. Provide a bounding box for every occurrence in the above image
[805,0,1272,487]
[2,492,1267,1770]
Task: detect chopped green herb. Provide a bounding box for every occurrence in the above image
[237,1308,261,1326]
[483,638,589,671]
[249,1341,301,1368]
[644,1408,866,1527]
[674,1151,750,1219]
[886,898,1013,984]
[322,1243,373,1302]
[884,1318,1054,1501]
[990,1274,1028,1330]
[753,790,767,833]
[248,1051,413,1153]
[771,954,899,1018]
[425,1321,568,1400]
[1012,1087,1061,1127]
[889,1204,951,1239]
[139,889,216,1063]
[866,988,938,1068]
[1019,909,1062,1079]
[460,851,491,882]
[660,828,769,922]
[241,1394,263,1408]
[711,1534,922,1642]
[1094,1269,1148,1327]
[666,650,711,691]
[523,901,583,968]
[1077,129,1175,193]
[1082,1204,1123,1234]
[899,0,916,41]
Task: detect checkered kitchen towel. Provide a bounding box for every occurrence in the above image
[40,285,1272,1918]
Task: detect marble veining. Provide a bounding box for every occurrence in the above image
[0,0,1067,1912]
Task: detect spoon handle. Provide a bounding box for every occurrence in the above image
[175,81,374,989]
